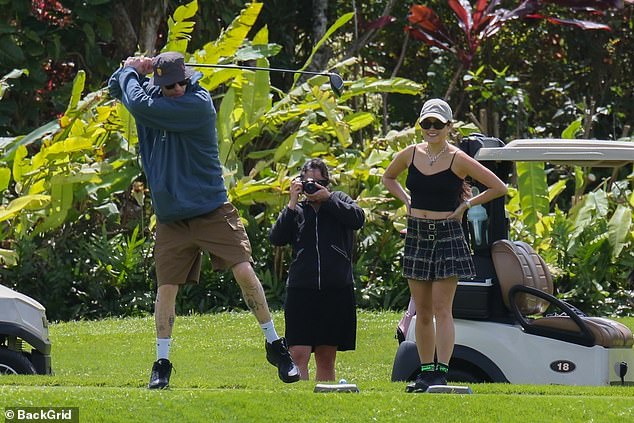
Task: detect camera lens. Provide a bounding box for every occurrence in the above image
[303,181,318,194]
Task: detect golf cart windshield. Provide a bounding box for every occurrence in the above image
[475,139,634,167]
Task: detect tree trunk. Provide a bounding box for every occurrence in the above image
[110,0,167,58]
[111,0,139,59]
[139,0,168,55]
[307,0,331,73]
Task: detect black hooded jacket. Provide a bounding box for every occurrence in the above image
[269,191,365,290]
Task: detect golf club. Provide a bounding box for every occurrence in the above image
[189,63,344,96]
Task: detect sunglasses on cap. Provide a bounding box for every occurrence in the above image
[164,79,189,90]
[420,119,448,130]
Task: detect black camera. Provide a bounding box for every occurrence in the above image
[302,178,319,194]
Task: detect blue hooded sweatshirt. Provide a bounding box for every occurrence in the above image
[108,66,228,222]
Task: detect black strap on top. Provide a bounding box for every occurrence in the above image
[411,145,458,169]
[448,151,457,169]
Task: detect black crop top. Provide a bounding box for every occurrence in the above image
[405,146,464,211]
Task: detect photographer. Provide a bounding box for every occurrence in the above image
[269,158,365,381]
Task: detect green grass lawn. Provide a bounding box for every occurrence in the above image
[1,311,634,422]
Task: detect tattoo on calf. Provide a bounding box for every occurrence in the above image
[242,285,265,313]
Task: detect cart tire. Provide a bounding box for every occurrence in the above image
[448,367,487,384]
[391,340,420,382]
[0,348,37,375]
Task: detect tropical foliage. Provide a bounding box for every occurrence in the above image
[0,0,632,319]
[0,1,423,320]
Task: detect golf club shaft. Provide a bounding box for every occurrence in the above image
[190,63,334,77]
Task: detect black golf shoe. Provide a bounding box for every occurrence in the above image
[148,358,172,389]
[265,337,300,383]
[405,371,435,393]
[429,370,448,386]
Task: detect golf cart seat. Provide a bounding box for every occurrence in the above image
[492,240,634,348]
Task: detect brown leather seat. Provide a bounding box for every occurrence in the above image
[493,240,552,314]
[531,316,634,348]
[492,240,633,348]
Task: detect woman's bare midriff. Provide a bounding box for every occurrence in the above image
[409,208,453,220]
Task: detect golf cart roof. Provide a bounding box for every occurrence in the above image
[475,139,634,167]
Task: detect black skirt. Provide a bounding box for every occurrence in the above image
[284,285,357,351]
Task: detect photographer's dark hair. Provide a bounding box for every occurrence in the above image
[300,158,330,182]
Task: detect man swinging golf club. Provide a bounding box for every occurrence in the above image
[108,51,300,389]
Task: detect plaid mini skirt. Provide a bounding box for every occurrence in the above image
[402,216,475,281]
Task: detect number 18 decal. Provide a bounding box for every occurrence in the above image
[550,360,576,373]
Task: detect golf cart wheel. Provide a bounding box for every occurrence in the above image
[0,348,37,375]
[448,368,487,384]
[391,340,420,382]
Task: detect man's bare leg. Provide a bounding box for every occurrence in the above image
[148,283,179,389]
[156,284,179,339]
[232,261,299,383]
[231,261,272,323]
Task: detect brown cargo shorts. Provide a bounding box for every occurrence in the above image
[154,202,253,286]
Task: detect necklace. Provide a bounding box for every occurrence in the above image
[425,142,448,166]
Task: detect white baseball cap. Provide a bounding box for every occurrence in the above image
[419,98,453,123]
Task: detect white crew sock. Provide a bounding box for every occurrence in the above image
[260,320,280,344]
[156,338,172,361]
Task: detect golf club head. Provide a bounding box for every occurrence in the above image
[426,385,473,394]
[328,72,344,97]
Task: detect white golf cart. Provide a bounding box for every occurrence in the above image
[391,137,634,386]
[0,283,52,375]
